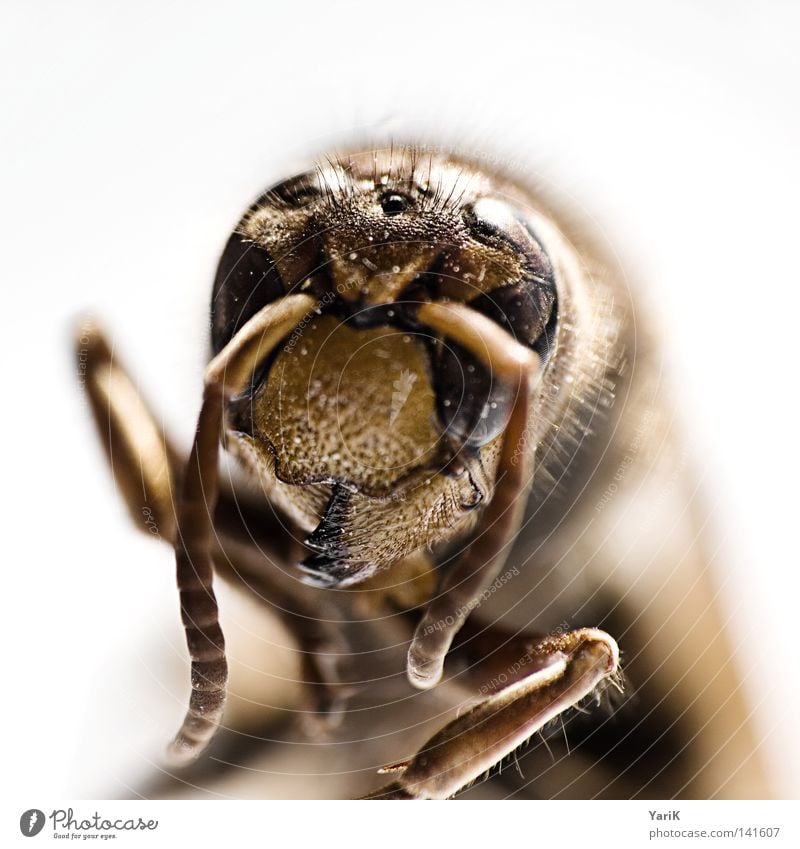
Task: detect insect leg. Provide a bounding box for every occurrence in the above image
[407,301,540,688]
[369,628,619,799]
[76,322,300,560]
[77,324,181,541]
[166,293,317,765]
[76,319,350,736]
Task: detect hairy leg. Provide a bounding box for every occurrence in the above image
[79,326,180,540]
[371,628,619,798]
[76,299,354,763]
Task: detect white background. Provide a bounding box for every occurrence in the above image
[2,0,799,802]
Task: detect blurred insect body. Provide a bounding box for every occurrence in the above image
[78,146,769,799]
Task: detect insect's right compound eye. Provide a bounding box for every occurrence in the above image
[210,234,284,353]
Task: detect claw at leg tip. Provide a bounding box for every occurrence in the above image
[406,651,444,690]
[164,738,198,770]
[584,628,620,673]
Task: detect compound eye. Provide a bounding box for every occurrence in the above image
[462,198,553,282]
[381,193,408,216]
[435,341,514,448]
[433,280,556,448]
[462,197,517,239]
[211,234,283,353]
[433,198,558,447]
[268,172,324,207]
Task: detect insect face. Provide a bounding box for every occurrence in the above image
[213,150,559,587]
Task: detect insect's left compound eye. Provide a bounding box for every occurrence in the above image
[461,198,554,287]
[434,198,557,448]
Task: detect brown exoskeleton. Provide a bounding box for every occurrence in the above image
[78,146,769,799]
